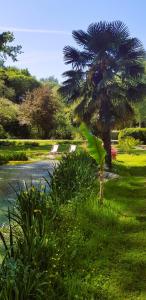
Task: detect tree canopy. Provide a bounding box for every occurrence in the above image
[0,31,22,65]
[60,20,146,167]
[19,85,64,138]
[0,67,40,102]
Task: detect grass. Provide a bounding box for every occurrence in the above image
[113,152,146,176]
[50,151,146,299]
[1,150,146,298]
[100,153,146,299]
[101,183,146,299]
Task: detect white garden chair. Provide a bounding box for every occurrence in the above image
[50,144,59,153]
[69,144,76,153]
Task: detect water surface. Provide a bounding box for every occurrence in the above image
[0,161,56,223]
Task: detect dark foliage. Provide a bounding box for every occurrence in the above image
[119,127,146,143]
[60,21,146,167]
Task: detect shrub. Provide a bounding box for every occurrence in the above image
[0,152,28,165]
[118,128,146,143]
[50,151,97,203]
[5,121,31,138]
[0,125,8,138]
[118,136,139,153]
[51,127,73,139]
[7,152,28,161]
[0,140,16,146]
[0,154,9,164]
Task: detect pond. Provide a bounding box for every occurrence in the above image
[0,161,56,224]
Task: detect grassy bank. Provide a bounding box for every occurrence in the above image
[0,151,146,299]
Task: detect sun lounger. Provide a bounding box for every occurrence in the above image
[50,144,59,153]
[69,144,76,153]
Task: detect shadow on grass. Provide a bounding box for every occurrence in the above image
[90,172,146,298]
[113,163,146,176]
[63,184,146,299]
[105,177,146,216]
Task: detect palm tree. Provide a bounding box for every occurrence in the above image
[60,21,146,168]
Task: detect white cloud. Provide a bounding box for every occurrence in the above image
[0,26,71,35]
[5,50,64,67]
[17,51,63,64]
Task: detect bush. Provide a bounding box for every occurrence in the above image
[0,125,8,138]
[50,151,97,203]
[0,152,28,165]
[118,128,146,143]
[118,136,139,153]
[0,140,16,146]
[51,127,73,139]
[0,154,9,164]
[5,121,31,138]
[7,152,28,161]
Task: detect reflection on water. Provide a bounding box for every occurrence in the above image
[0,161,56,223]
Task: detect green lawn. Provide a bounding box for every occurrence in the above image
[100,153,146,299]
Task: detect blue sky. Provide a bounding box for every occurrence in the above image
[1,0,146,82]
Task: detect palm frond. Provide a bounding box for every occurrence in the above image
[62,69,83,78]
[72,30,89,47]
[63,46,92,68]
[125,63,145,77]
[111,100,135,128]
[111,20,130,40]
[59,69,84,100]
[127,82,146,101]
[87,22,113,52]
[61,20,146,128]
[75,97,89,118]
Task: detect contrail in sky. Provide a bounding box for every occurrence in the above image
[0,26,71,35]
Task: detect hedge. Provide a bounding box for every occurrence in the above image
[0,152,28,165]
[118,128,146,143]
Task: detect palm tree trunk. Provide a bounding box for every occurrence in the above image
[100,94,112,170]
[102,127,112,169]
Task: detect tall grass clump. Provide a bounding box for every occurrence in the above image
[50,151,97,203]
[0,185,60,299]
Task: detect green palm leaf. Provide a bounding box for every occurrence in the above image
[80,122,106,166]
